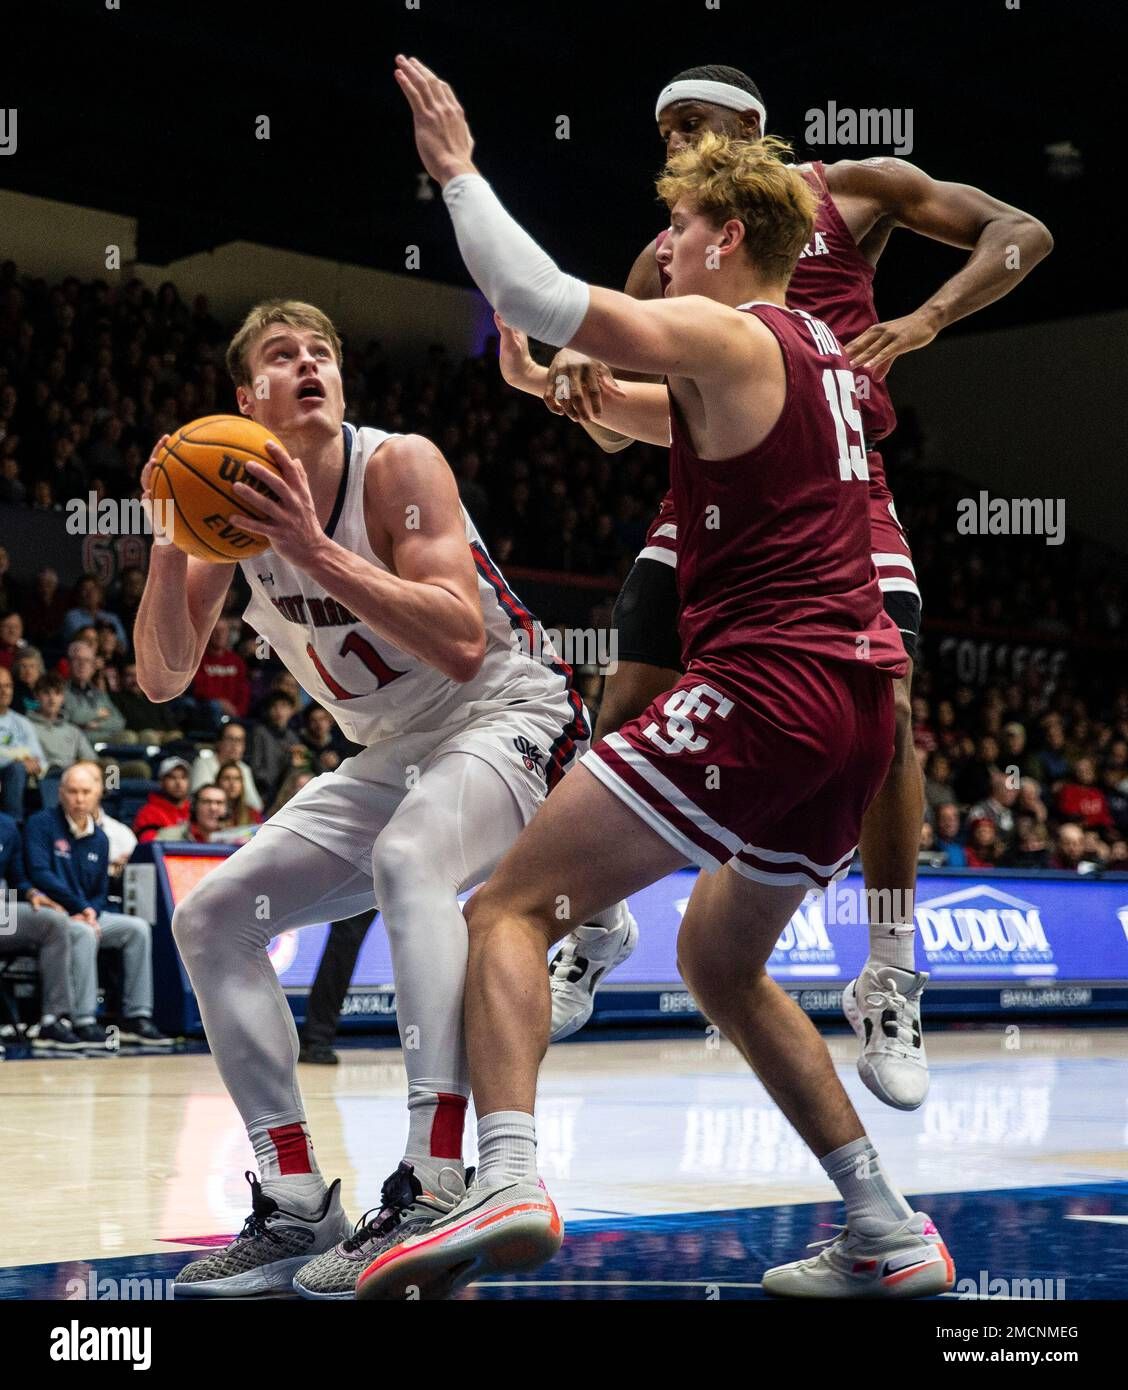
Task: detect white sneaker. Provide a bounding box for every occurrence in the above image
[356,1176,563,1301]
[173,1172,351,1297]
[549,904,638,1042]
[842,963,930,1110]
[763,1211,955,1298]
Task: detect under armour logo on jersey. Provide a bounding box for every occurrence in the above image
[257,571,275,586]
[643,683,734,755]
[514,736,544,773]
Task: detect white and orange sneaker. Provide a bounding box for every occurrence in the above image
[762,1212,955,1299]
[355,1176,563,1301]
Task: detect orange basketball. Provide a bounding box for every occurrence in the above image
[149,414,284,561]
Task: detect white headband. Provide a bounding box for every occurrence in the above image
[655,79,767,126]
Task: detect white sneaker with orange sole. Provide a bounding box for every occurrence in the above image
[762,1211,955,1298]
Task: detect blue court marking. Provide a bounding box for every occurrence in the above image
[4,1182,1125,1301]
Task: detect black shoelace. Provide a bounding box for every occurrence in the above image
[342,1163,420,1252]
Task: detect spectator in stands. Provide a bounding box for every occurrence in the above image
[189,616,250,725]
[0,666,45,819]
[23,762,169,1045]
[266,767,315,817]
[1109,839,1128,869]
[300,703,348,773]
[1005,822,1052,869]
[1102,764,1128,834]
[114,661,184,743]
[918,820,936,853]
[63,575,128,650]
[965,817,1004,869]
[27,673,96,809]
[22,566,68,645]
[11,648,44,714]
[189,720,263,810]
[133,757,191,842]
[911,696,936,755]
[954,734,1000,807]
[247,690,300,804]
[94,621,127,691]
[933,802,967,868]
[61,640,126,738]
[111,565,146,634]
[1034,715,1071,788]
[0,610,28,669]
[924,751,956,814]
[0,456,26,505]
[969,770,1019,850]
[155,784,229,844]
[1056,756,1115,833]
[1049,822,1090,873]
[215,761,262,828]
[0,808,95,1051]
[1082,830,1111,866]
[1016,776,1049,826]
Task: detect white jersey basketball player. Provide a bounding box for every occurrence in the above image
[134,300,588,1299]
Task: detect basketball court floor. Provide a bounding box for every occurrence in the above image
[2,1026,1126,1300]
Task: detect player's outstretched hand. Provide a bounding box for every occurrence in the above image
[542,348,625,423]
[394,55,478,187]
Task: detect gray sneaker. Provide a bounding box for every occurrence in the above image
[294,1161,467,1300]
[174,1172,350,1298]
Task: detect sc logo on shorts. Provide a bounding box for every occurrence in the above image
[643,683,733,755]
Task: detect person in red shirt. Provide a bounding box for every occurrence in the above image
[1056,757,1114,831]
[133,758,191,842]
[154,785,230,842]
[191,616,251,720]
[964,817,1004,869]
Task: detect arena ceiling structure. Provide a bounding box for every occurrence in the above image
[3,0,1121,332]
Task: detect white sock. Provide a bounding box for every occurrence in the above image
[821,1137,914,1233]
[584,900,625,932]
[867,922,917,972]
[476,1110,537,1185]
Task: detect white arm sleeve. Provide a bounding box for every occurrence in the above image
[442,173,590,346]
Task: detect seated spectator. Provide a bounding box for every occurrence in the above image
[189,616,250,726]
[1049,822,1092,873]
[954,735,1000,807]
[115,661,184,743]
[84,761,138,877]
[0,808,96,1050]
[94,621,127,692]
[1102,764,1128,834]
[923,751,956,813]
[248,691,301,804]
[1034,716,1071,788]
[1083,829,1111,867]
[1016,777,1048,825]
[155,784,229,843]
[21,567,68,646]
[23,762,170,1045]
[1108,839,1128,870]
[300,703,352,772]
[215,761,262,828]
[964,817,1004,869]
[62,640,126,739]
[933,802,967,868]
[969,770,1018,849]
[133,757,191,842]
[0,610,28,669]
[62,574,128,651]
[1001,721,1038,780]
[1004,822,1052,870]
[27,673,97,809]
[11,647,44,714]
[911,697,936,755]
[1056,756,1115,832]
[0,665,45,819]
[190,721,263,810]
[266,767,315,818]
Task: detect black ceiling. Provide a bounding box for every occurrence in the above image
[4,0,1122,332]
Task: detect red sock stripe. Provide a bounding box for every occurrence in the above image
[267,1121,313,1175]
[430,1093,468,1160]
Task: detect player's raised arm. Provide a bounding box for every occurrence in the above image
[394,56,752,384]
[835,158,1054,378]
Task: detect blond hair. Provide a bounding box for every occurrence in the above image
[225,299,343,389]
[656,132,817,284]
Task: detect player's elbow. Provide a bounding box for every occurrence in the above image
[444,632,487,684]
[135,662,188,704]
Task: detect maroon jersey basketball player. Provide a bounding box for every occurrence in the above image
[364,53,956,1302]
[507,64,1051,1112]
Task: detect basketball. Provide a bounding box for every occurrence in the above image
[150,414,283,561]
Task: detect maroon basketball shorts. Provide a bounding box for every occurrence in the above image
[581,650,896,891]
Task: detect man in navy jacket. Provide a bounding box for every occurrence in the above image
[23,762,170,1046]
[0,810,94,1050]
